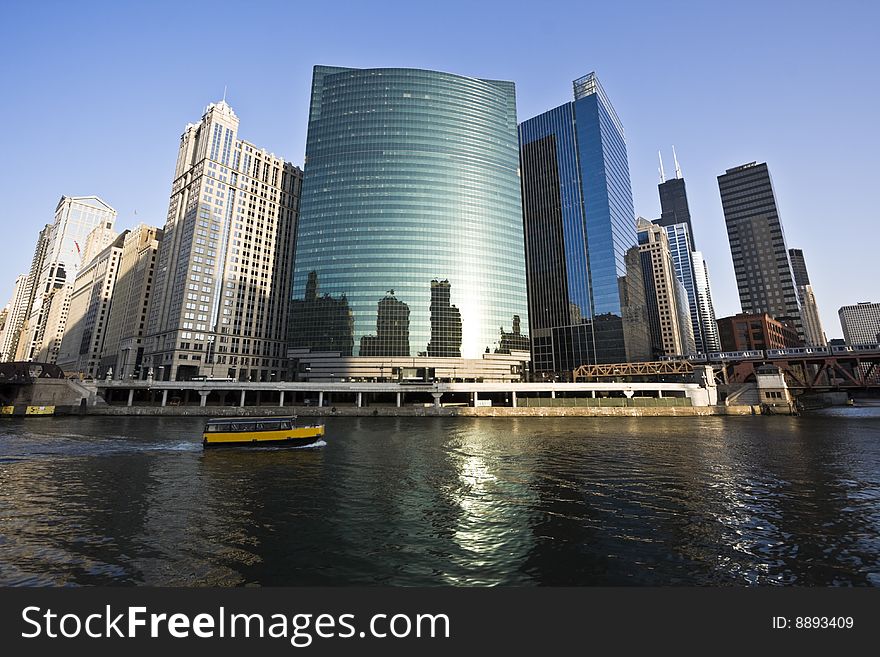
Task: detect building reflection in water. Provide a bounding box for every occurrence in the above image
[2,415,879,586]
[440,420,538,585]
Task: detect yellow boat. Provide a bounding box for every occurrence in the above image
[203,416,325,449]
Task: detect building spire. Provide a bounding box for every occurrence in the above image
[658,151,666,183]
[222,85,227,103]
[673,145,682,179]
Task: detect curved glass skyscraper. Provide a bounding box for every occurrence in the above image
[290,66,528,365]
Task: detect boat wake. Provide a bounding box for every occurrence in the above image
[297,439,327,449]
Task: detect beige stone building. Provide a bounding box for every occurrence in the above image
[56,225,124,377]
[637,217,695,357]
[99,224,163,379]
[798,285,826,346]
[34,283,73,364]
[142,101,301,381]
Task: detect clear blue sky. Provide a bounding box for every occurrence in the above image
[1,0,877,339]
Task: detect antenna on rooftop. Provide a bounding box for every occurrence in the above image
[673,145,682,179]
[658,151,666,183]
[222,85,227,103]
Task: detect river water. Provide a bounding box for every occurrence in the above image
[1,409,878,586]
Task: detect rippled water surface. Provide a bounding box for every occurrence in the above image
[1,410,879,586]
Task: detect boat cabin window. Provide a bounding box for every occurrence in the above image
[206,419,292,432]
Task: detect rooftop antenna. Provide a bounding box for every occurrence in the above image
[673,145,682,179]
[222,85,227,103]
[658,151,666,183]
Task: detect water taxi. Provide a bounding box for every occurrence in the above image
[203,416,325,449]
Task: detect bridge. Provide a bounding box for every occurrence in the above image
[572,349,880,391]
[712,352,880,391]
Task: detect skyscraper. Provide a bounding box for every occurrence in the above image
[654,151,720,354]
[637,218,695,357]
[18,196,117,363]
[788,248,826,345]
[0,274,28,361]
[142,100,301,382]
[99,224,163,379]
[519,72,650,374]
[691,253,721,352]
[662,223,700,352]
[290,66,529,377]
[788,248,810,289]
[838,302,880,345]
[717,162,803,340]
[12,227,51,360]
[56,228,125,377]
[656,148,695,247]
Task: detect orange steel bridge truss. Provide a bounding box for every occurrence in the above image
[572,360,695,381]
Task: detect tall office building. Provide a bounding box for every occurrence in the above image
[18,196,117,363]
[290,66,529,380]
[717,162,803,340]
[654,151,720,354]
[12,227,51,360]
[662,223,700,354]
[788,248,810,289]
[56,228,125,377]
[838,302,880,345]
[691,253,721,352]
[788,248,826,345]
[519,72,650,374]
[0,274,28,361]
[37,284,73,364]
[655,148,695,247]
[637,218,695,357]
[99,224,163,379]
[142,100,301,381]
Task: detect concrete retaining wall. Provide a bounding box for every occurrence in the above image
[3,380,89,407]
[77,404,759,418]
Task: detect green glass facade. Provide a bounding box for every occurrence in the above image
[290,66,529,359]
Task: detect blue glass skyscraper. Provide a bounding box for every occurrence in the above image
[519,73,650,374]
[290,66,529,369]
